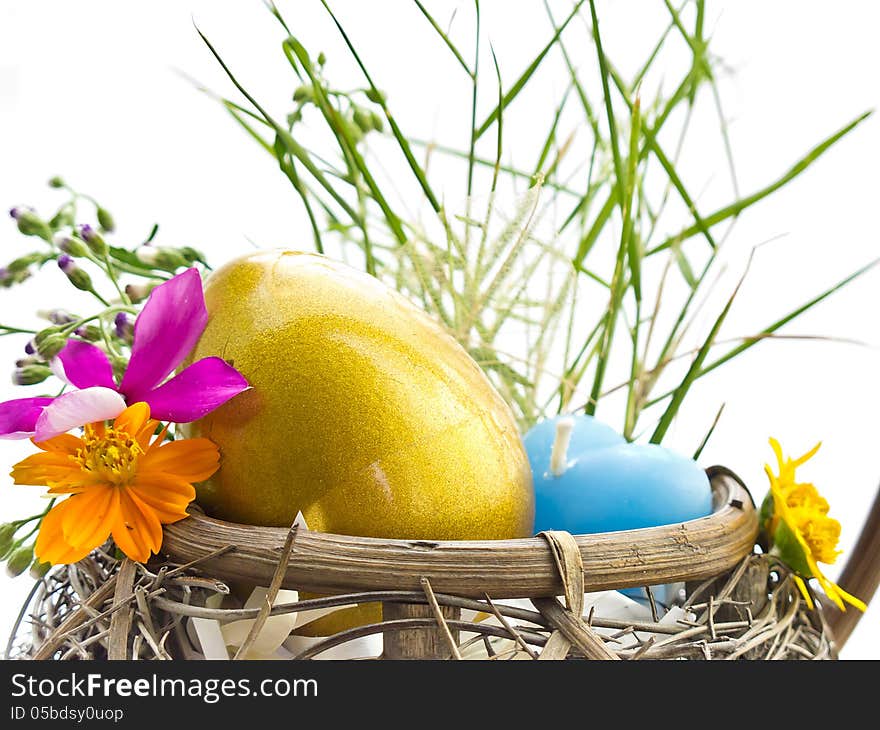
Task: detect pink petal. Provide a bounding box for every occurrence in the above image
[34,387,127,441]
[0,397,55,439]
[54,340,117,390]
[119,268,207,400]
[142,357,249,423]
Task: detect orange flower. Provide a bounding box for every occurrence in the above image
[10,402,218,564]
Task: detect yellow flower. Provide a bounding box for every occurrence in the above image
[761,437,866,612]
[11,402,219,565]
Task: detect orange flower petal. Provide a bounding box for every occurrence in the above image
[140,438,219,483]
[33,433,84,455]
[11,451,79,488]
[61,485,119,551]
[113,402,152,436]
[111,489,162,563]
[128,473,195,523]
[792,441,822,468]
[122,489,163,553]
[35,500,95,565]
[831,583,868,613]
[145,424,171,454]
[136,420,162,450]
[45,485,88,496]
[792,575,815,610]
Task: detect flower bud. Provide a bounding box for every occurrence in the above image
[370,110,384,133]
[293,85,313,103]
[96,208,115,233]
[5,544,34,578]
[79,224,108,256]
[74,324,102,342]
[13,363,52,386]
[24,340,36,355]
[41,309,76,326]
[55,235,89,258]
[353,108,374,134]
[317,51,326,66]
[135,246,158,266]
[57,253,75,274]
[345,118,363,144]
[57,254,96,293]
[10,208,52,240]
[178,246,206,266]
[35,326,67,359]
[12,269,32,285]
[110,355,129,382]
[29,559,52,579]
[8,252,44,274]
[365,87,386,104]
[124,279,160,304]
[49,206,75,230]
[48,176,66,189]
[0,267,9,286]
[136,246,188,272]
[0,523,16,559]
[114,312,133,342]
[36,334,68,360]
[14,356,40,368]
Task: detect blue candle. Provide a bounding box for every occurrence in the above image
[524,414,714,607]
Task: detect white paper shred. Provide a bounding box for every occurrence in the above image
[188,511,354,660]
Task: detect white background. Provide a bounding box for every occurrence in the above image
[0,1,878,659]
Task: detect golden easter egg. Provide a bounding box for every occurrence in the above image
[185,251,534,633]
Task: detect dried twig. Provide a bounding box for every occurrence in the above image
[420,577,462,660]
[232,523,298,660]
[108,559,138,660]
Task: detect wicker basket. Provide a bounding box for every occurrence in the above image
[9,466,841,660]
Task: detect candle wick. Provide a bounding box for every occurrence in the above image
[549,416,575,477]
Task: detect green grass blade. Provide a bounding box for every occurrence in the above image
[225,103,275,156]
[649,254,749,443]
[693,402,725,460]
[195,25,362,226]
[273,135,325,253]
[573,191,615,266]
[467,1,481,198]
[286,35,406,251]
[588,0,624,211]
[542,0,599,139]
[319,0,442,213]
[646,257,880,411]
[605,57,718,251]
[687,258,880,390]
[413,0,473,76]
[409,138,581,195]
[623,93,642,301]
[648,111,873,255]
[533,84,573,178]
[632,13,678,89]
[474,0,587,140]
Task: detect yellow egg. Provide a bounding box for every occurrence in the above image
[185,251,534,632]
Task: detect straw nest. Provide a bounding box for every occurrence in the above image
[6,468,837,661]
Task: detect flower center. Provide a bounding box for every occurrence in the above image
[797,512,842,565]
[74,425,143,485]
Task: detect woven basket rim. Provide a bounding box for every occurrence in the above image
[161,465,759,599]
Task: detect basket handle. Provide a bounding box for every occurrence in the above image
[826,483,880,649]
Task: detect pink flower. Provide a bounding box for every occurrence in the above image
[0,268,247,441]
